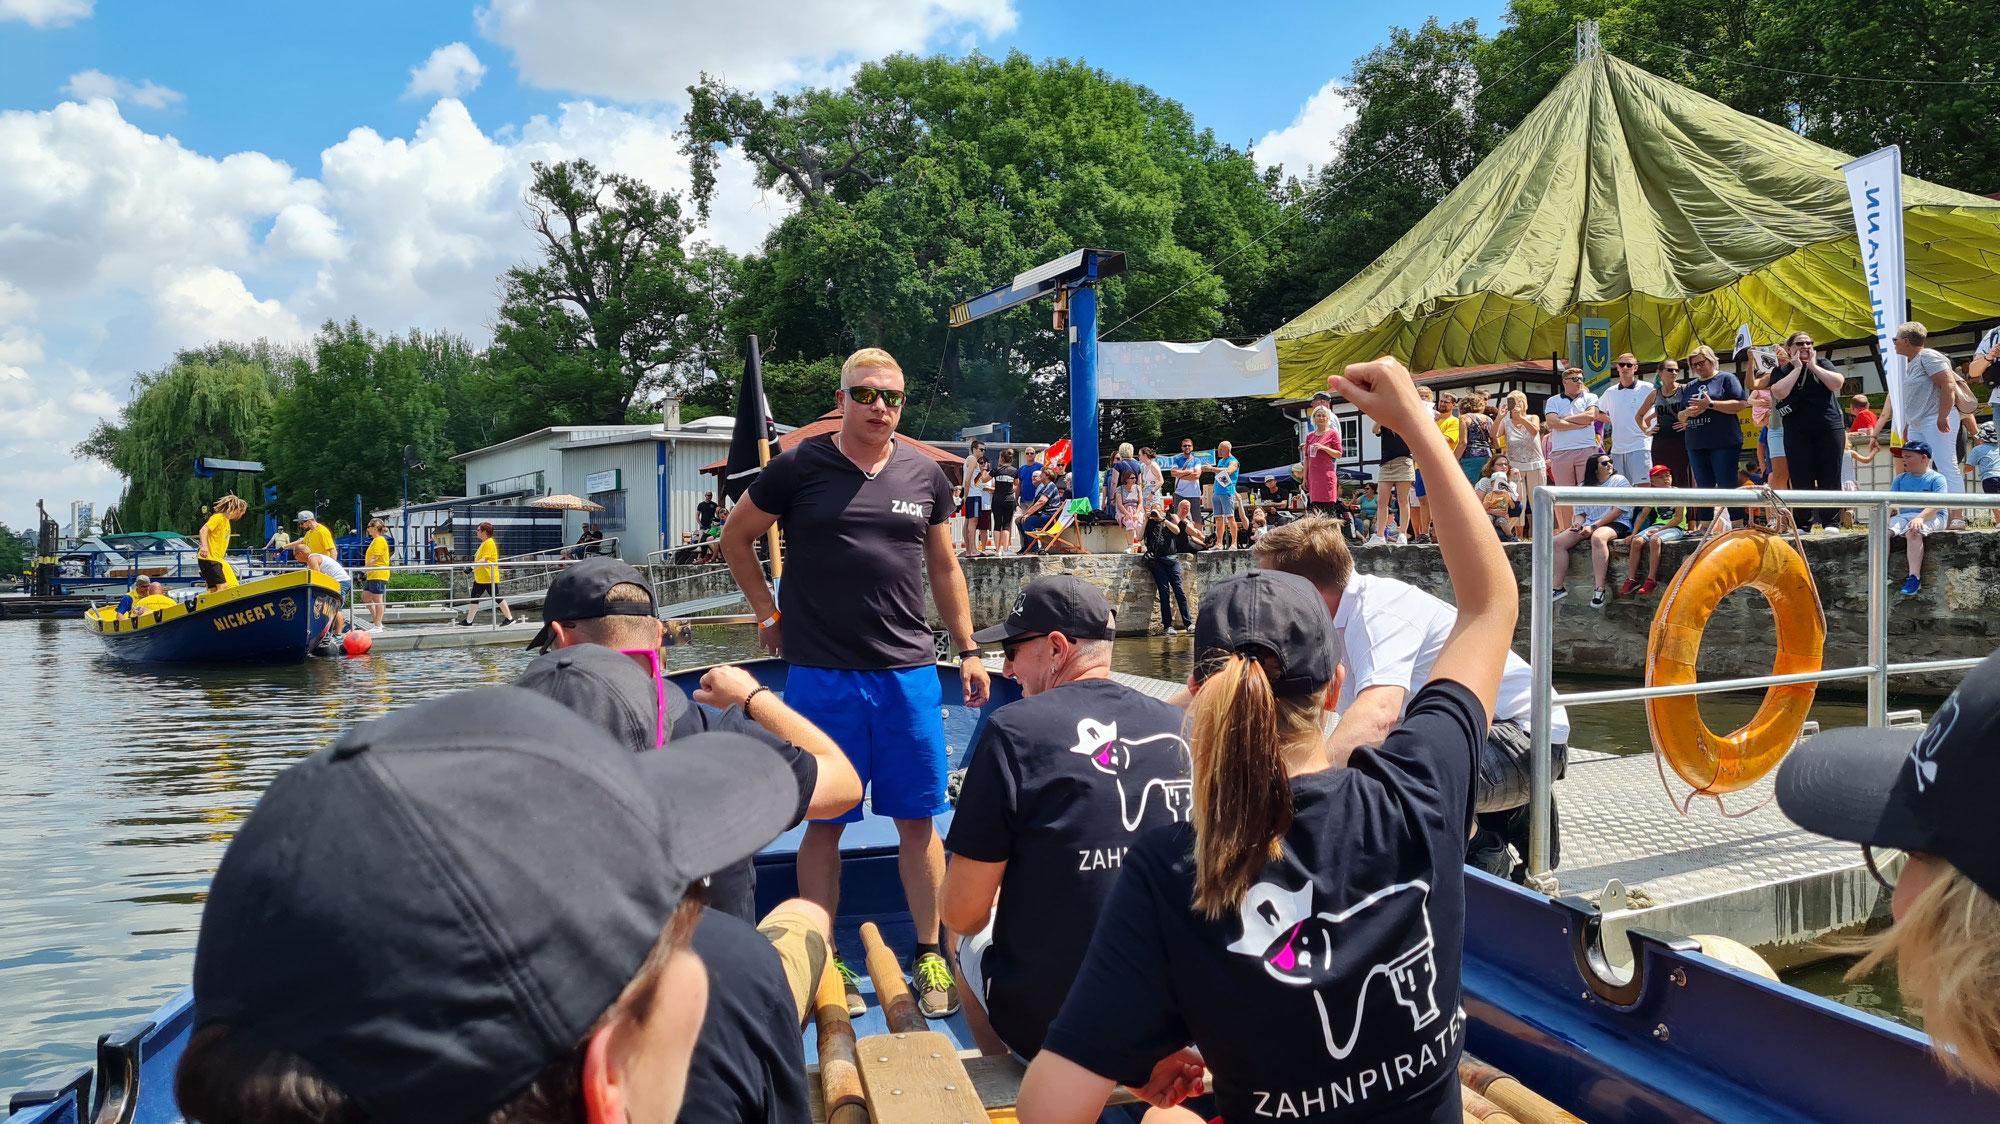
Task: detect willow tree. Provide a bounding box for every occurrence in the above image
[77,347,277,534]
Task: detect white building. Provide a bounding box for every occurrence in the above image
[450,413,772,565]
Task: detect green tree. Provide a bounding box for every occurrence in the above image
[265,320,459,530]
[76,347,277,533]
[686,51,1287,451]
[483,159,732,435]
[0,523,27,578]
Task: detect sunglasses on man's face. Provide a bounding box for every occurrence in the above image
[1001,633,1046,661]
[845,386,907,408]
[1616,361,1637,368]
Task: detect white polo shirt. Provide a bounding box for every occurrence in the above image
[1332,573,1571,745]
[1545,390,1602,454]
[1598,382,1654,452]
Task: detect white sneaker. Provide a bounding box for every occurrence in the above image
[1164,626,1178,637]
[1364,535,1387,547]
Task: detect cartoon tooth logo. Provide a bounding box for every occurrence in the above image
[1227,879,1440,1060]
[1067,717,1192,831]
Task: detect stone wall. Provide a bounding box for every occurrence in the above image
[653,530,2000,694]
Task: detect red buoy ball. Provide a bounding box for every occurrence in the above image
[342,630,373,657]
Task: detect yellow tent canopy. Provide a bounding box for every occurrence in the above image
[1274,50,2000,399]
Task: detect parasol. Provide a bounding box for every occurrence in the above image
[528,494,605,512]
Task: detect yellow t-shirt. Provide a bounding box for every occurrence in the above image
[473,538,501,585]
[200,513,230,561]
[1437,415,1462,450]
[363,534,391,582]
[302,524,335,558]
[133,594,179,614]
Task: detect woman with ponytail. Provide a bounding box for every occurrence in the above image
[1018,357,1520,1124]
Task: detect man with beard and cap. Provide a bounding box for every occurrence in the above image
[173,687,799,1124]
[524,557,862,930]
[516,644,838,1124]
[942,576,1192,1061]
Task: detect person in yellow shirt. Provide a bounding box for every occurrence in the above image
[361,517,392,631]
[460,520,516,627]
[131,581,179,615]
[295,510,335,559]
[198,495,247,590]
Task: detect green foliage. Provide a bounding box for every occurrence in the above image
[386,571,445,604]
[484,160,735,434]
[0,523,27,576]
[76,347,277,534]
[264,320,466,529]
[689,51,1285,448]
[684,354,844,429]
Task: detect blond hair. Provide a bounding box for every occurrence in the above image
[1506,390,1528,413]
[560,582,661,650]
[1187,652,1328,918]
[215,495,248,519]
[1252,516,1353,595]
[1848,864,2000,1088]
[1689,344,1719,367]
[1463,390,1489,412]
[841,348,903,385]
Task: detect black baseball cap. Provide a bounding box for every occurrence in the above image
[1777,648,2000,900]
[526,556,656,651]
[515,642,670,752]
[1193,569,1340,696]
[972,574,1116,644]
[191,686,798,1124]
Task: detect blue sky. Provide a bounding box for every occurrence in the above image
[0,0,1509,532]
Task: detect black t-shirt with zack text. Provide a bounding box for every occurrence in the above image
[749,434,956,670]
[1042,681,1485,1124]
[664,680,817,924]
[682,909,812,1124]
[945,679,1193,1057]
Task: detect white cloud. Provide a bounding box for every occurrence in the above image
[1255,79,1356,175]
[405,42,487,100]
[0,0,91,28]
[477,0,1018,101]
[153,267,305,347]
[61,69,185,110]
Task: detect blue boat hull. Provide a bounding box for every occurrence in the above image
[83,571,343,664]
[15,659,2000,1123]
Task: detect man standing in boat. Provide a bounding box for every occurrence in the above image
[722,346,990,1020]
[941,576,1191,1060]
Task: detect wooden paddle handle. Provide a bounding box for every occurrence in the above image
[1461,1084,1524,1124]
[813,956,867,1124]
[1460,1057,1586,1124]
[859,922,927,1034]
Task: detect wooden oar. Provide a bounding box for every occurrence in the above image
[1460,1056,1587,1124]
[813,956,867,1124]
[859,922,927,1034]
[1460,1084,1523,1124]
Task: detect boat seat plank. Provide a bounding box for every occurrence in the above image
[855,1031,987,1124]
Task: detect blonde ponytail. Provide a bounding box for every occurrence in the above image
[1187,652,1326,918]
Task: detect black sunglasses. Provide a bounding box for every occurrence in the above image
[1001,633,1046,660]
[845,386,907,408]
[1616,361,1637,368]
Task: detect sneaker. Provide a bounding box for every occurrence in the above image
[834,956,867,1018]
[1900,575,1922,596]
[1590,589,1606,608]
[1949,519,1969,531]
[1363,535,1387,547]
[1639,579,1657,595]
[1163,626,1178,637]
[1618,578,1640,597]
[1551,587,1568,602]
[913,951,960,1018]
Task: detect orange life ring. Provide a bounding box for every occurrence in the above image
[1644,527,1825,795]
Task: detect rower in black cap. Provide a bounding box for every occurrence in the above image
[1017,355,1521,1124]
[174,687,800,1124]
[515,644,836,1124]
[941,575,1193,1063]
[525,557,862,926]
[1777,648,2000,1091]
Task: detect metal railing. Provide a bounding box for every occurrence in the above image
[319,539,620,624]
[1525,485,2000,880]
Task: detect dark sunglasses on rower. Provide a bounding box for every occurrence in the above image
[846,386,908,408]
[1001,633,1046,660]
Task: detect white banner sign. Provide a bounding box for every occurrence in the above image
[1097,335,1278,400]
[1842,146,1906,427]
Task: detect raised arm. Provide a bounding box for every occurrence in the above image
[1330,358,1516,717]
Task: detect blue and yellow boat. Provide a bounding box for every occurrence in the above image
[82,570,344,663]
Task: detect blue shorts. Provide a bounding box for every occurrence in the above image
[787,665,948,823]
[1211,491,1236,517]
[361,579,389,595]
[1413,471,1426,499]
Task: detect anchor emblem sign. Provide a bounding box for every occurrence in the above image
[1580,317,1612,381]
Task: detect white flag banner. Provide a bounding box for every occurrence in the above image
[1097,335,1278,400]
[1733,323,1753,355]
[1842,146,1907,428]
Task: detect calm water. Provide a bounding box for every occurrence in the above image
[0,621,1920,1095]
